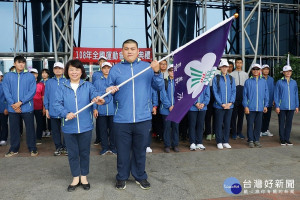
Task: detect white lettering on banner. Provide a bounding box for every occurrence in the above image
[177,92,184,101]
[175,76,183,85]
[174,62,182,72]
[113,51,118,60]
[93,51,99,60]
[99,51,105,58]
[106,51,112,60]
[83,51,92,59]
[119,52,124,60]
[139,51,145,59]
[75,51,79,59]
[145,51,151,59]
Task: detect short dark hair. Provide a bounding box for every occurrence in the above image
[42,68,50,76]
[64,59,87,80]
[122,39,138,48]
[14,55,26,63]
[10,66,16,72]
[228,61,234,66]
[235,57,243,63]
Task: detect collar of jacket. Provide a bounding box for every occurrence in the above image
[12,69,28,73]
[249,76,261,79]
[63,79,86,88]
[121,58,141,64]
[52,75,65,80]
[262,75,271,80]
[281,77,293,81]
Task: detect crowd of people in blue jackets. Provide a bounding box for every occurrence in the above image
[0,39,298,191]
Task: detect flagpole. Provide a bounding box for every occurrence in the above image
[66,14,238,121]
[65,53,174,121]
[172,14,238,55]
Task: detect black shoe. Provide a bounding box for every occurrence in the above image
[61,147,68,156]
[36,139,42,145]
[115,180,126,190]
[67,182,81,192]
[93,140,100,145]
[164,147,170,153]
[173,146,180,152]
[54,148,62,156]
[136,179,151,190]
[280,141,286,146]
[286,141,293,146]
[82,183,90,190]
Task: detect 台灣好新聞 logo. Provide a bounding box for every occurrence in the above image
[223,177,242,194]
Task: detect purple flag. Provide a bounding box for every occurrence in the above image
[166,18,234,123]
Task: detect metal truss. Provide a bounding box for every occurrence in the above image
[13,0,28,56]
[51,0,75,62]
[1,0,299,67]
[148,0,173,60]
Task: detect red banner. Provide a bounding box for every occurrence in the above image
[73,47,152,64]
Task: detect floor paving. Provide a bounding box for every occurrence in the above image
[0,110,299,200]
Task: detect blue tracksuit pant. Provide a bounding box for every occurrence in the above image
[114,120,151,181]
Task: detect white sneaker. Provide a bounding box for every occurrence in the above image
[0,140,7,146]
[146,147,152,153]
[196,144,205,150]
[260,132,263,137]
[190,143,196,151]
[46,131,51,137]
[261,132,268,136]
[217,143,223,149]
[223,143,232,149]
[265,130,273,137]
[42,131,46,138]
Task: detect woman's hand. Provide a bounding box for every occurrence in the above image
[93,96,105,105]
[66,112,76,120]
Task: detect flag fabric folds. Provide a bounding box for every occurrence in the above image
[166,17,234,123]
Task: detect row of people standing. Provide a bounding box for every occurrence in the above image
[155,57,299,153]
[0,49,298,192]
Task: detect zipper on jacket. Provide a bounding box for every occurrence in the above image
[131,64,136,123]
[256,78,258,111]
[224,75,227,104]
[17,73,20,101]
[115,101,119,115]
[171,79,174,106]
[288,80,290,110]
[74,92,80,133]
[106,104,109,116]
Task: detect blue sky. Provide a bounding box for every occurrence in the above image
[0,2,222,52]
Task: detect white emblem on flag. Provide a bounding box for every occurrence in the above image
[184,52,216,98]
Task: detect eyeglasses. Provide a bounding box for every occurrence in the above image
[252,68,260,71]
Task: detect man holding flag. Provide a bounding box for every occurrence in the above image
[106,39,164,190]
